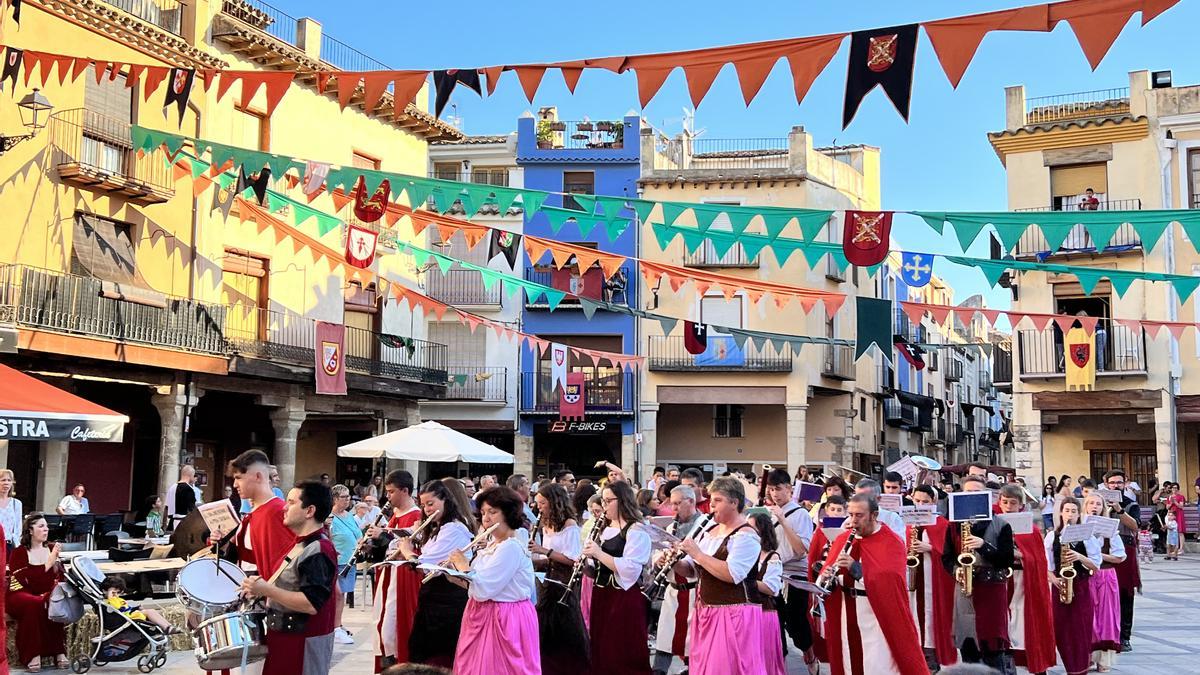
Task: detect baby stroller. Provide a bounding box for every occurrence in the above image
[64,556,171,673]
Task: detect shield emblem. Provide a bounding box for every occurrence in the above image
[499,231,514,247]
[1069,343,1090,368]
[867,34,898,73]
[321,341,341,376]
[172,69,189,94]
[354,179,390,223]
[563,383,581,405]
[554,348,565,367]
[7,52,16,67]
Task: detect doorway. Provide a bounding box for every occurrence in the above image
[1089,447,1155,505]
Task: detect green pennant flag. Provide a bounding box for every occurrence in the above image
[916,212,947,235]
[1084,218,1123,252]
[569,194,598,214]
[728,330,750,350]
[491,187,522,214]
[726,210,756,236]
[501,278,524,303]
[692,206,722,233]
[630,199,656,223]
[189,158,206,179]
[680,228,707,255]
[324,166,358,193]
[542,287,565,310]
[1035,221,1075,255]
[650,223,677,250]
[403,181,433,209]
[605,218,631,241]
[971,259,1009,287]
[433,252,454,274]
[801,246,828,268]
[710,233,737,259]
[740,237,769,261]
[520,191,547,215]
[799,212,831,242]
[761,214,794,240]
[855,297,892,361]
[1072,268,1107,297]
[449,374,468,387]
[660,202,690,226]
[431,188,457,214]
[580,299,600,320]
[541,207,578,234]
[576,216,600,240]
[479,269,501,291]
[1172,275,1200,302]
[657,316,678,336]
[594,196,628,222]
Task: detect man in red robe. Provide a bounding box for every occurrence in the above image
[907,486,956,671]
[368,470,423,672]
[997,485,1055,675]
[821,494,929,675]
[231,449,297,578]
[805,495,847,667]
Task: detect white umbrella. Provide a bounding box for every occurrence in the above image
[337,420,514,464]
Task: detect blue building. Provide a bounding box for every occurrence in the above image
[514,108,641,479]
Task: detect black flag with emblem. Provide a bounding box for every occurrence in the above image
[432,69,482,118]
[893,334,926,371]
[242,167,271,205]
[162,67,195,125]
[842,23,919,128]
[1,47,22,92]
[488,229,522,269]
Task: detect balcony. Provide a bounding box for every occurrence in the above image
[893,307,927,343]
[442,366,507,402]
[946,422,965,447]
[0,264,227,355]
[653,137,789,171]
[539,120,626,150]
[928,417,947,443]
[683,241,759,268]
[884,398,918,428]
[945,359,964,382]
[518,371,634,414]
[1024,88,1130,126]
[878,364,895,391]
[426,269,501,307]
[993,348,1013,390]
[821,344,855,380]
[427,171,510,187]
[523,264,635,310]
[648,336,792,372]
[979,369,993,392]
[49,109,174,206]
[1017,318,1146,379]
[1010,200,1143,258]
[101,0,182,34]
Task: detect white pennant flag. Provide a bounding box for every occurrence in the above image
[303,161,330,196]
[550,342,569,393]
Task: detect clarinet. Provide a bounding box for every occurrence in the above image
[340,512,389,577]
[559,515,608,606]
[644,513,712,602]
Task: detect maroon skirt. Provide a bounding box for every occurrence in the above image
[973,579,1011,652]
[1113,537,1141,591]
[1052,575,1095,675]
[588,584,650,674]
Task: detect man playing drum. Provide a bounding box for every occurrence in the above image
[231,450,297,578]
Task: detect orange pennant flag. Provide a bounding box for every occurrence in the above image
[1050,0,1139,70]
[141,66,169,102]
[481,67,503,96]
[549,246,574,270]
[682,62,724,108]
[361,72,393,113]
[923,5,1051,88]
[633,65,674,108]
[731,54,779,106]
[391,72,428,118]
[337,73,361,110]
[560,67,583,93]
[524,237,550,266]
[514,67,547,102]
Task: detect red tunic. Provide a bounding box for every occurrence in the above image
[907,518,957,667]
[1011,529,1056,674]
[373,506,423,672]
[236,497,296,578]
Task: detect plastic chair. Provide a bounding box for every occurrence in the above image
[68,514,96,548]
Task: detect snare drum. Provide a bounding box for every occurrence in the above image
[193,611,267,671]
[176,558,245,621]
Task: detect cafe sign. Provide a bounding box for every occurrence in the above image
[0,416,125,442]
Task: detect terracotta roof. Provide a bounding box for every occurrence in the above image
[987,114,1141,140]
[432,134,512,146]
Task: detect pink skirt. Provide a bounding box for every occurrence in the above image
[1090,569,1121,651]
[761,610,787,675]
[690,602,764,675]
[580,575,594,631]
[454,599,541,675]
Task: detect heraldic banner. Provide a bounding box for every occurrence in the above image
[1064,326,1096,392]
[315,321,347,395]
[560,371,586,421]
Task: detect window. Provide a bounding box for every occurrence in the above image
[352,151,381,171]
[859,396,866,422]
[429,322,486,365]
[233,106,268,151]
[562,171,594,211]
[1050,163,1108,210]
[71,213,137,283]
[221,250,268,341]
[1189,149,1200,209]
[344,282,379,360]
[470,167,509,186]
[83,66,133,174]
[700,295,744,332]
[713,404,744,438]
[692,200,756,266]
[433,162,459,181]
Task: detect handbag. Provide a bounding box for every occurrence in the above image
[48,581,84,624]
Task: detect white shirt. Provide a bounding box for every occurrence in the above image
[694,526,761,584]
[877,508,905,541]
[468,536,535,603]
[1043,530,1104,570]
[598,524,652,590]
[418,521,474,565]
[760,554,784,595]
[775,501,815,562]
[0,497,22,546]
[539,523,582,562]
[165,483,177,518]
[58,495,89,515]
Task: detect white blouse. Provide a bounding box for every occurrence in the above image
[760,554,783,595]
[469,537,535,603]
[540,523,582,562]
[694,526,761,584]
[0,497,22,546]
[1043,530,1103,570]
[598,524,652,590]
[418,521,474,565]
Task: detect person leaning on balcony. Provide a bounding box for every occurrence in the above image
[1079,188,1100,211]
[55,484,89,516]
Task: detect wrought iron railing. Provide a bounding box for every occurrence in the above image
[1017,318,1146,377]
[821,343,855,380]
[655,137,790,171]
[884,398,917,427]
[946,421,964,447]
[0,265,228,355]
[427,171,510,187]
[893,307,926,343]
[442,366,507,402]
[648,336,792,372]
[320,33,390,72]
[993,347,1013,386]
[1014,199,1142,213]
[519,371,634,412]
[1025,88,1130,125]
[930,417,947,442]
[426,269,501,306]
[538,120,625,150]
[1009,218,1143,257]
[945,359,964,382]
[523,265,635,308]
[48,109,174,196]
[101,0,182,34]
[683,241,759,268]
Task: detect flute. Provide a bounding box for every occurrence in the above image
[421,523,500,584]
[384,509,441,562]
[340,511,389,577]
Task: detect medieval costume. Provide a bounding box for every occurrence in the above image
[454,536,540,675]
[1090,519,1125,671]
[688,523,764,675]
[1046,529,1102,675]
[262,530,337,675]
[588,522,652,674]
[906,519,956,672]
[943,518,1015,674]
[372,504,422,671]
[774,500,816,658]
[534,522,589,672]
[651,512,703,674]
[1008,525,1056,675]
[408,520,474,667]
[759,550,787,675]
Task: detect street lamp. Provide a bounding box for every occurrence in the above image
[0,88,53,154]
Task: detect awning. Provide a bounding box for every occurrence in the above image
[0,364,128,442]
[337,421,513,464]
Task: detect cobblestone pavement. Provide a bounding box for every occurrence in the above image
[72,553,1199,673]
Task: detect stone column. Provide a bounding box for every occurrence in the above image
[620,433,636,481]
[638,403,659,485]
[38,441,69,513]
[785,404,808,474]
[152,384,199,499]
[513,434,534,479]
[269,398,307,489]
[0,440,8,469]
[1153,393,1176,483]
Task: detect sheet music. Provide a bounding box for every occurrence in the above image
[878,494,903,512]
[197,500,239,537]
[948,491,993,522]
[416,563,473,580]
[886,456,920,483]
[1086,515,1120,540]
[1095,488,1123,505]
[900,505,938,526]
[997,511,1035,535]
[793,481,825,503]
[642,521,681,549]
[1061,522,1096,544]
[821,527,845,542]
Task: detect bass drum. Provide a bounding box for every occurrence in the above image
[176,558,245,625]
[193,612,267,671]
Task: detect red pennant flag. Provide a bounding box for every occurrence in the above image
[633,65,673,108]
[682,62,723,108]
[1050,0,1139,70]
[362,72,393,112]
[842,211,893,266]
[923,5,1051,88]
[314,321,347,395]
[142,66,169,101]
[345,224,378,269]
[514,67,546,102]
[560,67,583,93]
[785,34,845,105]
[731,54,778,106]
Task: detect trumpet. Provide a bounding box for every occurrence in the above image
[421,523,500,584]
[643,513,712,602]
[906,526,921,569]
[384,509,441,562]
[340,511,389,577]
[955,521,976,597]
[560,515,608,605]
[813,528,858,596]
[1058,542,1076,605]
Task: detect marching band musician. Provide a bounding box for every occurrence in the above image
[528,483,590,672]
[581,479,652,674]
[906,485,956,672]
[368,470,423,672]
[805,494,848,666]
[996,484,1055,675]
[819,494,929,675]
[749,512,787,675]
[674,477,764,675]
[1083,491,1125,672]
[447,486,541,675]
[762,469,816,665]
[941,474,1015,674]
[240,481,337,675]
[230,450,298,579]
[1099,469,1141,653]
[1046,497,1102,675]
[394,480,476,667]
[650,484,705,675]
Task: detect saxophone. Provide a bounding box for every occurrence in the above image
[1058,541,1076,605]
[955,521,976,597]
[906,526,921,569]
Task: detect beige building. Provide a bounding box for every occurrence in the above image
[988,69,1200,499]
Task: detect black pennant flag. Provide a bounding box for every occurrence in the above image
[1,48,23,92]
[893,334,926,371]
[10,0,21,24]
[842,23,919,128]
[162,67,195,125]
[488,229,522,269]
[432,69,482,118]
[238,167,271,205]
[683,321,708,355]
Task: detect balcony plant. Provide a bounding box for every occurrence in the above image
[595,121,614,132]
[536,119,554,149]
[548,121,566,131]
[577,121,594,132]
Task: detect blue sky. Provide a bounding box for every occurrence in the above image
[281,0,1197,311]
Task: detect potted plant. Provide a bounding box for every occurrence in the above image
[595,121,614,132]
[577,121,594,132]
[536,119,553,149]
[549,121,566,132]
[611,121,625,148]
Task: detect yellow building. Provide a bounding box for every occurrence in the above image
[987,69,1200,499]
[636,126,885,477]
[0,0,460,513]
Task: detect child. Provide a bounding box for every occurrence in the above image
[1166,515,1180,560]
[100,577,179,633]
[1138,527,1154,565]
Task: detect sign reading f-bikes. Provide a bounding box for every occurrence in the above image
[548,421,608,433]
[0,417,124,442]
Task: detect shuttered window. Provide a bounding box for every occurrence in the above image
[71,213,137,283]
[1050,163,1108,197]
[84,67,132,123]
[221,250,267,341]
[352,152,380,170]
[700,295,743,333]
[429,322,485,365]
